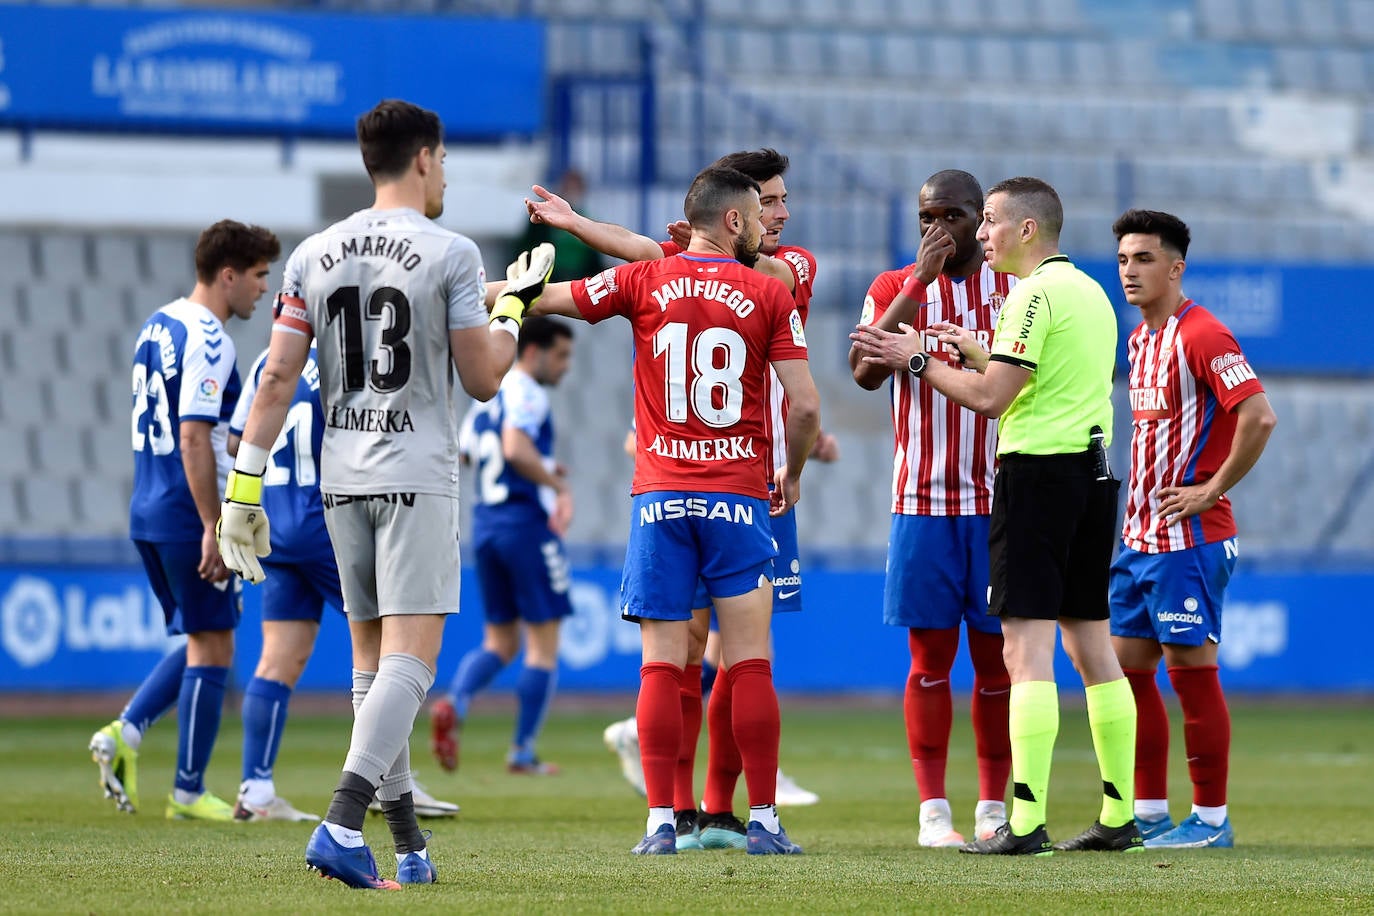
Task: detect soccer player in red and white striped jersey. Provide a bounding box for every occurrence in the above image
[1109,209,1276,849]
[849,170,1015,847]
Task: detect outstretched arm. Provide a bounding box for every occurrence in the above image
[526,185,665,263]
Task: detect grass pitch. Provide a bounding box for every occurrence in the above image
[2,698,1371,914]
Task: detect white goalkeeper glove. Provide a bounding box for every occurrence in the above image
[216,469,272,585]
[490,242,556,327]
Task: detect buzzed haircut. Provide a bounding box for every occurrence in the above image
[1112,208,1191,260]
[713,148,789,184]
[357,99,443,182]
[986,176,1063,240]
[683,166,761,229]
[924,169,984,212]
[518,315,574,354]
[193,220,281,283]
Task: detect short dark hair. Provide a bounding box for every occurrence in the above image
[518,315,573,354]
[683,166,761,229]
[923,169,984,212]
[356,99,443,182]
[1112,208,1191,259]
[193,220,281,283]
[712,148,789,185]
[986,176,1063,239]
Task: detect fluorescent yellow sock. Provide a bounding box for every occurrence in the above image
[1008,681,1058,836]
[1086,678,1137,828]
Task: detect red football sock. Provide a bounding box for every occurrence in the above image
[905,628,959,801]
[635,662,683,810]
[727,657,779,808]
[1168,664,1230,807]
[1124,667,1170,801]
[675,663,703,811]
[701,662,740,814]
[967,627,1012,802]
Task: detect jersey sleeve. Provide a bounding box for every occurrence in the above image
[1182,314,1265,411]
[658,240,683,257]
[179,324,236,424]
[860,270,905,326]
[444,236,490,331]
[989,282,1047,369]
[273,244,314,338]
[778,247,817,320]
[571,264,633,324]
[228,350,268,435]
[502,372,549,438]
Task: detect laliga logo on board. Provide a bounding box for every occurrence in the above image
[1,575,173,669]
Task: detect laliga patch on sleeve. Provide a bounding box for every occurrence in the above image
[860,295,876,326]
[789,309,807,348]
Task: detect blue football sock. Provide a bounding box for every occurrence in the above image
[241,677,293,784]
[511,665,556,757]
[174,665,229,795]
[120,642,188,736]
[448,648,505,719]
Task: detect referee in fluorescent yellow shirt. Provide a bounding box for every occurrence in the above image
[850,176,1141,856]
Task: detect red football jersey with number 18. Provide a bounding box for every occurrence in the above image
[571,253,808,499]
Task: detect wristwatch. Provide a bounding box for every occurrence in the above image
[907,351,930,377]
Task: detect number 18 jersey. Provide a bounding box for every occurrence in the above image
[571,252,808,499]
[272,208,490,496]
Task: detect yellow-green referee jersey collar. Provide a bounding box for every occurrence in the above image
[1030,254,1072,275]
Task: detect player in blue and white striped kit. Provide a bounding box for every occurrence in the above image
[90,220,280,821]
[430,316,576,775]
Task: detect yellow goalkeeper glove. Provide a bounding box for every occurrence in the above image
[490,242,556,326]
[216,469,272,585]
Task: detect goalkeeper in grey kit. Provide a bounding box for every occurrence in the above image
[216,98,557,891]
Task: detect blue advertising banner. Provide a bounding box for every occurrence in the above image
[1077,259,1374,376]
[1,562,1369,694]
[0,7,544,138]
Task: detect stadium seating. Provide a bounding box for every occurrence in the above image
[0,0,1370,566]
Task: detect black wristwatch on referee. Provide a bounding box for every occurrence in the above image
[907,351,930,377]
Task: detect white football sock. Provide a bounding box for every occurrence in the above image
[749,804,780,833]
[324,820,365,848]
[1193,804,1228,827]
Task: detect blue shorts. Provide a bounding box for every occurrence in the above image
[690,499,801,613]
[1109,539,1237,646]
[474,526,573,625]
[260,553,345,624]
[883,514,1000,634]
[134,539,241,636]
[622,491,775,622]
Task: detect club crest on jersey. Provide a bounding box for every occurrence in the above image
[988,291,1006,311]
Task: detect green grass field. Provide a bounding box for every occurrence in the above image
[3,698,1371,914]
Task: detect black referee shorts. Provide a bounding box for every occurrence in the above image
[987,452,1121,621]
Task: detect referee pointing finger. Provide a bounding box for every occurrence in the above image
[852,176,1140,856]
